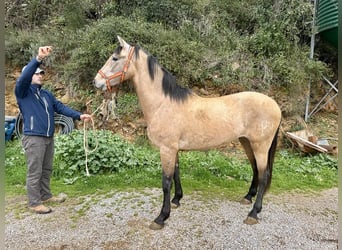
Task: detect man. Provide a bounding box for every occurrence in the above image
[15,46,92,214]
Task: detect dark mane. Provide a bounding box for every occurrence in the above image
[140,48,191,102]
[160,68,192,102]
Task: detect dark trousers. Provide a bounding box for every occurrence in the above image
[22,135,54,207]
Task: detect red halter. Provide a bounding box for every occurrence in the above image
[98,47,135,92]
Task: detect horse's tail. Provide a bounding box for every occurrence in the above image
[265,126,280,191]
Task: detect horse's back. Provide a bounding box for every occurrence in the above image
[225,91,281,116]
[195,91,281,121]
[196,91,281,136]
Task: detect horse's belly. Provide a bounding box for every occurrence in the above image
[147,124,237,151]
[178,132,237,151]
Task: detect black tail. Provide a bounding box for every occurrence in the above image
[265,126,279,191]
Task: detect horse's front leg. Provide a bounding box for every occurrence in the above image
[149,147,177,230]
[149,173,172,230]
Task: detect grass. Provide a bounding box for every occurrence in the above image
[5,138,338,202]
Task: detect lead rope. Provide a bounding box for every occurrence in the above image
[83,116,97,176]
[83,101,105,176]
[83,92,117,176]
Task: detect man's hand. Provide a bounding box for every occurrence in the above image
[80,114,92,122]
[37,46,53,61]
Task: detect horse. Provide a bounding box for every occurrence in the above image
[93,36,282,230]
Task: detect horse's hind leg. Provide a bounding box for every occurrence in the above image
[243,149,268,225]
[244,173,269,224]
[239,137,258,205]
[171,153,183,208]
[244,138,276,225]
[244,128,278,225]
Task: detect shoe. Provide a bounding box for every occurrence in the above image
[42,196,66,203]
[29,204,52,214]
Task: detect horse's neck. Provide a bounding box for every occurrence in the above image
[132,60,165,123]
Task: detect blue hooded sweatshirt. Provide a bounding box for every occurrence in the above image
[15,57,82,137]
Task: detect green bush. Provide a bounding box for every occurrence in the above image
[54,130,160,182]
[115,93,141,118]
[60,15,209,88]
[5,29,41,67]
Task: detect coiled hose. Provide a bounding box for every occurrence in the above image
[14,113,74,138]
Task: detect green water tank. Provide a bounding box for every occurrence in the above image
[316,0,338,49]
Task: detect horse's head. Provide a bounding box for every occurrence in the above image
[94,36,135,92]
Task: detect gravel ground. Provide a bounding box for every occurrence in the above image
[5,187,337,250]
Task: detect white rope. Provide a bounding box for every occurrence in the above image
[83,93,117,176]
[82,101,106,176]
[83,116,98,176]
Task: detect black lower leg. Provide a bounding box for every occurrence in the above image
[154,174,172,225]
[244,164,258,202]
[171,159,183,206]
[248,173,267,219]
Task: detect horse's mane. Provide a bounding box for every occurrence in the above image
[134,46,192,102]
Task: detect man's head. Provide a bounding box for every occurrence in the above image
[22,66,45,85]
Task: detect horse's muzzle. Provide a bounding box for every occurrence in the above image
[93,79,107,91]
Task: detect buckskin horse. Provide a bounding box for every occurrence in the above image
[93,36,282,230]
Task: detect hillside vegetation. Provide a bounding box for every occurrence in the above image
[5,0,335,117]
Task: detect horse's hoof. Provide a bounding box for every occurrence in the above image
[171,202,180,209]
[240,198,252,205]
[243,216,258,225]
[149,221,164,230]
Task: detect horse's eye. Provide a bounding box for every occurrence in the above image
[112,57,118,61]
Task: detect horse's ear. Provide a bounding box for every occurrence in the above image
[117,36,129,49]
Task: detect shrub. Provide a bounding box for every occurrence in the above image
[54,129,160,182]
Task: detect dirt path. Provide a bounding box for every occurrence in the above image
[5,188,337,250]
